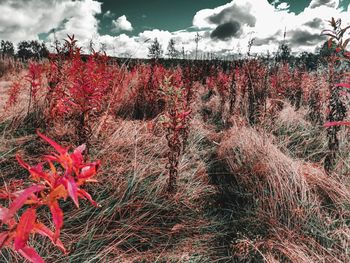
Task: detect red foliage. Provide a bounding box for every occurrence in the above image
[160,76,191,192]
[0,131,100,263]
[26,62,43,105]
[4,80,22,110]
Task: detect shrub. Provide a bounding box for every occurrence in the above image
[0,130,100,262]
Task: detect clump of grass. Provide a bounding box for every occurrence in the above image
[217,124,350,262]
[268,103,328,162]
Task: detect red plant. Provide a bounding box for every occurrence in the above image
[42,35,114,144]
[0,130,100,263]
[160,76,191,192]
[324,121,350,127]
[322,18,350,170]
[25,62,42,114]
[4,80,22,111]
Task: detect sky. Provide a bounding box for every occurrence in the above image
[1,0,350,58]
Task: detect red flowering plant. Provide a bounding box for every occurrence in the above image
[0,130,100,263]
[204,67,232,124]
[26,62,43,114]
[44,35,113,144]
[159,76,191,193]
[133,63,181,119]
[4,80,22,111]
[321,18,350,170]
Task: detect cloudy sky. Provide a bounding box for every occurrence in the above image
[1,0,350,58]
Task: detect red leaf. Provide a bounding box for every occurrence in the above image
[49,201,63,241]
[0,232,9,249]
[29,164,52,185]
[324,121,350,127]
[16,156,52,185]
[78,189,100,207]
[336,83,350,89]
[16,155,30,170]
[0,192,10,199]
[14,208,36,250]
[18,246,45,263]
[3,185,44,222]
[43,153,60,163]
[70,144,85,166]
[0,206,9,221]
[328,38,333,48]
[65,177,79,208]
[36,130,67,155]
[79,161,99,179]
[33,223,66,253]
[177,110,192,119]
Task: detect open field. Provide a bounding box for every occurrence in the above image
[0,29,349,262]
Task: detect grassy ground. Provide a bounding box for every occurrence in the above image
[0,69,349,263]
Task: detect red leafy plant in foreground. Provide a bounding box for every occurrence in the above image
[0,131,100,263]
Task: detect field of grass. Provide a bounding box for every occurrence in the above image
[0,33,349,263]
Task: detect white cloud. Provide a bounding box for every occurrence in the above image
[0,0,101,44]
[271,0,281,4]
[1,0,350,58]
[190,0,350,55]
[192,2,234,29]
[98,34,146,58]
[112,15,133,33]
[53,0,101,40]
[308,0,339,9]
[103,10,114,18]
[277,2,290,10]
[62,0,350,57]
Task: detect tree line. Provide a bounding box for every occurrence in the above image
[0,40,49,60]
[147,37,340,71]
[0,37,339,72]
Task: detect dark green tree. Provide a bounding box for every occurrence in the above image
[0,40,15,58]
[147,38,163,59]
[17,40,49,60]
[297,51,319,71]
[17,41,32,60]
[275,43,291,63]
[39,42,49,59]
[166,38,179,59]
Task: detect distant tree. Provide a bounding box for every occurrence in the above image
[318,40,337,59]
[17,40,49,60]
[194,32,201,60]
[39,42,50,59]
[181,46,186,60]
[275,43,291,63]
[148,38,163,59]
[297,51,319,71]
[17,41,32,60]
[30,40,44,59]
[166,38,179,59]
[100,42,107,53]
[0,40,15,58]
[88,39,95,54]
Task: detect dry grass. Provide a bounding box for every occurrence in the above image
[0,65,349,262]
[218,124,350,262]
[0,108,219,262]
